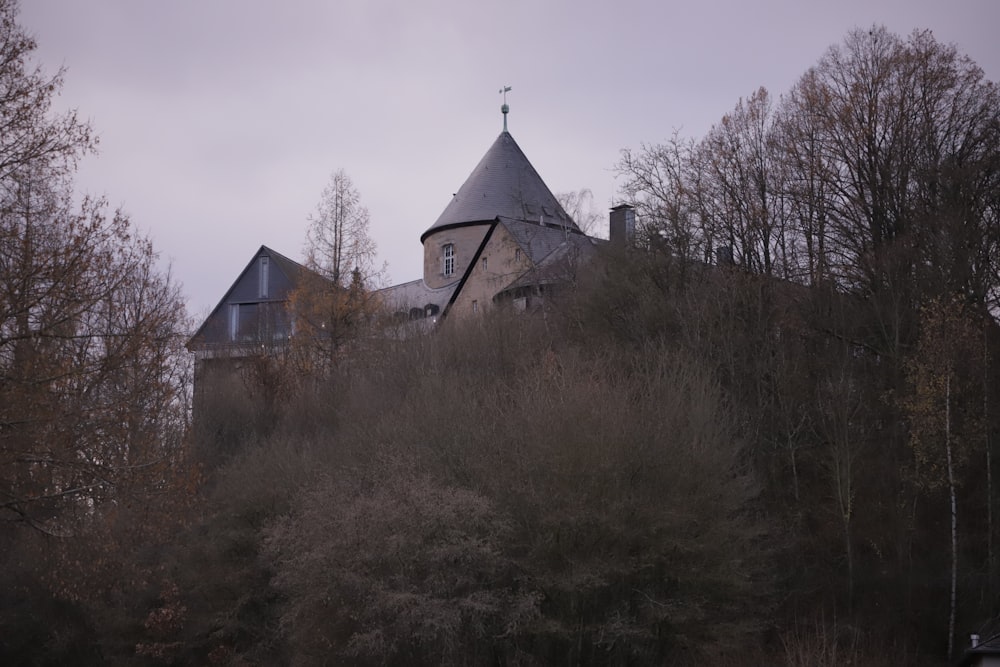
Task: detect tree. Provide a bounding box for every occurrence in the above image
[0,0,94,189]
[266,467,528,665]
[619,27,1000,323]
[772,69,836,287]
[262,316,772,665]
[781,28,1000,348]
[556,187,604,237]
[617,131,702,264]
[696,87,791,278]
[289,169,381,371]
[905,297,985,659]
[611,27,1000,658]
[0,2,192,660]
[304,168,377,287]
[0,0,188,532]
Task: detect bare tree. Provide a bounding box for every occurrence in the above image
[290,169,382,372]
[304,168,377,287]
[781,27,1000,325]
[696,87,791,278]
[616,131,703,263]
[772,70,837,287]
[0,0,94,187]
[0,0,189,532]
[556,187,604,237]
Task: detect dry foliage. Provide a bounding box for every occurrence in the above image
[259,318,770,665]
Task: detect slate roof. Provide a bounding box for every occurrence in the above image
[186,245,317,351]
[377,278,457,314]
[499,217,593,265]
[267,246,310,285]
[421,131,578,242]
[496,218,599,296]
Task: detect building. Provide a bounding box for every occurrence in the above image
[378,108,616,323]
[187,103,632,357]
[187,245,307,357]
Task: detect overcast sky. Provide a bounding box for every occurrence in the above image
[18,0,1000,323]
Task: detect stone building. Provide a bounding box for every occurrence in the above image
[187,104,633,356]
[378,114,618,324]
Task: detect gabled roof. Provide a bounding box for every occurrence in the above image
[421,131,578,242]
[186,245,314,351]
[267,245,310,286]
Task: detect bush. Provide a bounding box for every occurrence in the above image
[263,317,772,665]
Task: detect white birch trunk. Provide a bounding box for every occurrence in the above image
[946,375,957,660]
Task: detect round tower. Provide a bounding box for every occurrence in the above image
[421,103,578,288]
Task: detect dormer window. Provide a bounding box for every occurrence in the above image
[443,243,455,277]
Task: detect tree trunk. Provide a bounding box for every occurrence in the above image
[946,375,957,660]
[986,324,993,593]
[789,436,801,503]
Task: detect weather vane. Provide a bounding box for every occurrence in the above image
[499,85,512,132]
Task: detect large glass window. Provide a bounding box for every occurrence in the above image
[443,243,455,276]
[237,303,259,341]
[257,302,291,341]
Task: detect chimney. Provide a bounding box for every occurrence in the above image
[609,204,635,247]
[716,245,735,266]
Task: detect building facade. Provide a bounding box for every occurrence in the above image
[379,125,613,322]
[187,110,633,357]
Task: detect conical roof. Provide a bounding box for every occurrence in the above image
[420,131,578,242]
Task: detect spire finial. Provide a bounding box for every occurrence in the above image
[499,85,511,132]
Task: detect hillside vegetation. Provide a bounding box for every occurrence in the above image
[2,5,999,664]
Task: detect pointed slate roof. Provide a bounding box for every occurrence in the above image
[421,131,578,242]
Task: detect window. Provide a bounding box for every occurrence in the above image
[514,248,521,262]
[443,243,455,276]
[228,303,264,342]
[481,256,488,271]
[472,300,478,313]
[237,303,259,341]
[259,301,291,341]
[259,256,269,298]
